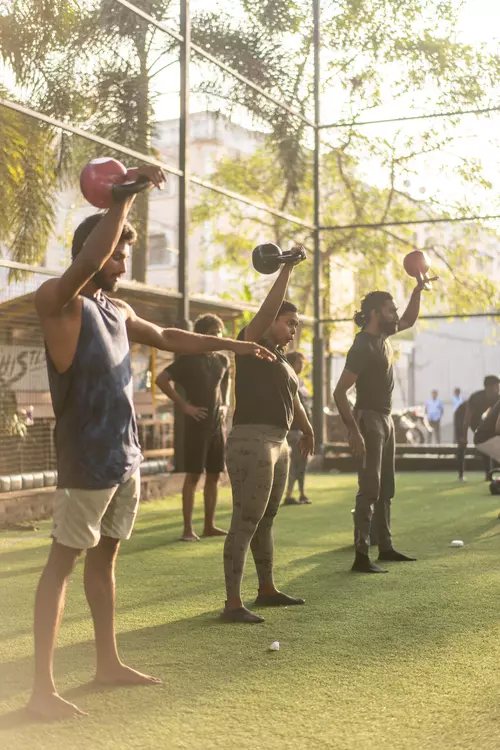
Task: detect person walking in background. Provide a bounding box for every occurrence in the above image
[457,375,500,480]
[283,351,312,506]
[155,314,231,541]
[452,387,463,413]
[425,390,444,444]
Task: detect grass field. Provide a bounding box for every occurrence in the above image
[2,472,500,750]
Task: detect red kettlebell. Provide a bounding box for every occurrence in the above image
[403,250,433,289]
[80,158,149,208]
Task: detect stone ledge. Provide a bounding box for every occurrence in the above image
[0,472,230,528]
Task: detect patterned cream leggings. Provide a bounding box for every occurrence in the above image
[223,424,289,600]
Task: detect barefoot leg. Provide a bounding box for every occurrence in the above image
[85,536,161,685]
[29,541,85,720]
[203,472,226,536]
[182,473,201,540]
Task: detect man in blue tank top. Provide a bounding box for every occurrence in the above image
[29,165,273,720]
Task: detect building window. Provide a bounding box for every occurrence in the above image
[149,232,178,268]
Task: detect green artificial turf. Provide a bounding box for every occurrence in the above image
[2,472,500,750]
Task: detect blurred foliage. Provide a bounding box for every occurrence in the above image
[0,0,499,315]
[192,143,498,323]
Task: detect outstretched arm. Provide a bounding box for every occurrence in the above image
[117,303,274,360]
[35,165,165,319]
[244,245,305,343]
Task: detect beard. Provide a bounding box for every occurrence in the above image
[380,319,398,336]
[93,269,119,292]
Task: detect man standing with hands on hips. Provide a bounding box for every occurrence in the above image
[334,279,430,573]
[156,313,231,541]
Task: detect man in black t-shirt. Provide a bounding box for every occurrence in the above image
[334,285,427,573]
[456,375,500,480]
[156,314,230,541]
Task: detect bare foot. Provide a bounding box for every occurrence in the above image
[180,531,200,542]
[95,663,162,686]
[27,691,87,721]
[202,527,228,537]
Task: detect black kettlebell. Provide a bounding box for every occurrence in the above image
[252,243,306,275]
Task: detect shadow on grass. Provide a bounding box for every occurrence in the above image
[0,564,48,581]
[0,707,37,731]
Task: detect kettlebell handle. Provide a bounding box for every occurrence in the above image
[112,176,151,201]
[416,270,432,291]
[280,248,306,265]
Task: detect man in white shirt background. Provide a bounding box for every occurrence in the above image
[425,390,445,444]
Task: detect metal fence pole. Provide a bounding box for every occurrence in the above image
[312,0,324,450]
[174,0,191,471]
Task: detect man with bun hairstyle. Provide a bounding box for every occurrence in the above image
[334,281,427,573]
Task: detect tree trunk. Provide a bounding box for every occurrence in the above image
[131,31,150,283]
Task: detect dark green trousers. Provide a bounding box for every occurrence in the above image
[354,410,395,555]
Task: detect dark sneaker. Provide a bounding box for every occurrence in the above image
[283,497,300,505]
[299,496,312,504]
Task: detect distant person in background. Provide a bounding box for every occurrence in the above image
[283,351,312,506]
[452,387,464,413]
[156,314,231,541]
[454,401,468,481]
[457,375,500,481]
[474,399,500,461]
[425,390,444,444]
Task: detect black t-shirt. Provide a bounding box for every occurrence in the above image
[345,332,394,415]
[474,399,500,444]
[164,353,230,430]
[232,328,299,430]
[454,401,467,433]
[468,389,499,432]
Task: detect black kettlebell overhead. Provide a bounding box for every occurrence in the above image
[252,243,306,275]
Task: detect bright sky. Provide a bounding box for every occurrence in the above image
[317,0,500,218]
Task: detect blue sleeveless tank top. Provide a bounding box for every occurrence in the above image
[46,294,142,489]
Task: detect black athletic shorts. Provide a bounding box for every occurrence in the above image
[184,423,225,474]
